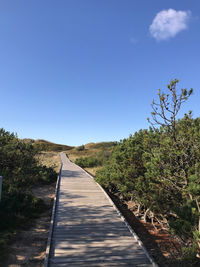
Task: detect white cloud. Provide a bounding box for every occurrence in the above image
[149,9,191,41]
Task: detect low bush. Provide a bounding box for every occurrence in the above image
[0,190,45,231]
[0,128,57,259]
[76,145,85,151]
[182,244,199,264]
[75,156,101,168]
[75,149,113,169]
[95,80,200,263]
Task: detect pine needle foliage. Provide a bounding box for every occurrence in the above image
[96,80,200,261]
[0,128,57,258]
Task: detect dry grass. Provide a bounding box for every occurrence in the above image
[22,138,74,152]
[36,151,61,173]
[36,149,101,176]
[37,149,103,176]
[85,166,102,176]
[67,143,114,160]
[36,141,116,176]
[3,183,56,267]
[66,147,98,163]
[66,142,116,176]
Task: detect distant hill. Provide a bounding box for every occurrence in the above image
[21,139,74,152]
[84,141,117,150]
[67,141,117,161]
[21,139,117,153]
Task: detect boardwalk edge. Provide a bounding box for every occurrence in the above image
[44,153,63,267]
[73,159,158,267]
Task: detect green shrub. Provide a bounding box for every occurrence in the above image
[0,128,57,259]
[0,190,45,231]
[75,156,101,168]
[182,244,199,264]
[96,81,200,261]
[0,189,46,261]
[95,117,200,260]
[0,128,57,189]
[76,145,85,151]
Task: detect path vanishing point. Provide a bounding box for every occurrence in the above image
[44,152,157,266]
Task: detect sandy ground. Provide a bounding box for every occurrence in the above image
[109,194,189,267]
[1,183,56,267]
[36,152,61,173]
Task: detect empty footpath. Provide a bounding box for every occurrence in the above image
[45,152,157,266]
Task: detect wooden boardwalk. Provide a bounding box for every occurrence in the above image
[45,152,156,266]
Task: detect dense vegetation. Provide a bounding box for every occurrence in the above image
[75,150,112,168]
[73,142,117,169]
[0,129,57,258]
[75,156,101,168]
[96,80,200,263]
[86,142,117,150]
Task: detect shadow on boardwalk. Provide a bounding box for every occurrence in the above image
[52,200,152,266]
[49,164,154,266]
[108,192,198,267]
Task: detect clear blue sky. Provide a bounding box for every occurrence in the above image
[0,0,199,146]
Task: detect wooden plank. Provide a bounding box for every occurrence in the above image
[50,259,152,267]
[50,262,151,267]
[46,152,156,267]
[50,254,151,264]
[53,237,137,245]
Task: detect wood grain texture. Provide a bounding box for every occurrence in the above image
[47,153,156,266]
